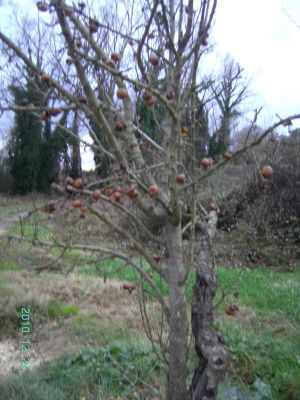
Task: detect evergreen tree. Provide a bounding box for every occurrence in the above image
[8,78,67,193]
[194,97,210,161]
[208,116,231,159]
[135,76,166,144]
[8,83,43,194]
[38,119,59,191]
[135,96,165,144]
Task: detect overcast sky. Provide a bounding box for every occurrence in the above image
[0,0,299,169]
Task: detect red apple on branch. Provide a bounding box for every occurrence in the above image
[148,184,160,197]
[117,88,129,99]
[261,165,273,179]
[92,189,101,201]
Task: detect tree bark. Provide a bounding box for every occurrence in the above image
[166,222,188,400]
[188,262,228,400]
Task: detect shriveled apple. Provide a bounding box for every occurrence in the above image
[201,157,211,167]
[113,191,121,202]
[125,188,139,199]
[78,95,88,104]
[148,184,160,197]
[181,126,189,134]
[142,91,152,101]
[122,282,136,294]
[209,202,217,212]
[225,304,239,317]
[37,2,48,12]
[261,165,273,179]
[117,88,129,99]
[49,108,62,117]
[166,90,175,100]
[73,178,83,189]
[41,74,51,84]
[175,174,186,184]
[145,97,156,107]
[114,121,125,131]
[111,52,122,62]
[64,6,73,16]
[149,54,159,65]
[92,189,101,201]
[72,199,81,208]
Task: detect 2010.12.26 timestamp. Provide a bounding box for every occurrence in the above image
[20,306,31,371]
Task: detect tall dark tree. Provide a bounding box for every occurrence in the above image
[8,82,43,194]
[38,119,60,191]
[195,99,210,161]
[8,78,67,193]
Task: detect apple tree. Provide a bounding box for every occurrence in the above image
[0,1,299,399]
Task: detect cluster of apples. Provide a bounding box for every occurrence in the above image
[90,185,139,203]
[147,175,186,198]
[65,177,87,213]
[66,174,188,211]
[201,157,214,168]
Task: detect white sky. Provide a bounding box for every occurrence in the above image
[211,0,300,128]
[0,0,299,170]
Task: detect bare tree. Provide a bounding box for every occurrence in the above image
[0,1,299,399]
[208,55,251,158]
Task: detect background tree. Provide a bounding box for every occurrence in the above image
[8,79,44,193]
[208,56,250,159]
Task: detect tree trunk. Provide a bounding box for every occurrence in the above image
[188,262,228,400]
[71,132,82,177]
[166,222,188,400]
[70,111,82,178]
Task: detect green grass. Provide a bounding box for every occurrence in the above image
[70,313,132,345]
[11,216,53,241]
[217,267,300,323]
[214,268,300,400]
[79,261,300,400]
[0,259,22,271]
[47,299,80,319]
[0,342,163,400]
